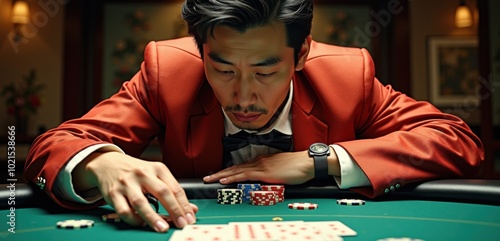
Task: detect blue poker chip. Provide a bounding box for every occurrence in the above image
[237,184,262,203]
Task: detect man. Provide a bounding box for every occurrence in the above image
[25,0,484,234]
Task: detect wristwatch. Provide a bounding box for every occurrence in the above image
[308,143,330,180]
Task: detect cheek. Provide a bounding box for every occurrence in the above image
[209,81,228,101]
[275,85,290,104]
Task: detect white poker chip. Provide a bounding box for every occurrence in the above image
[377,238,424,241]
[56,219,95,229]
[287,202,318,210]
[336,199,366,206]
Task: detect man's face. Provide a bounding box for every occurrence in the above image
[203,22,308,130]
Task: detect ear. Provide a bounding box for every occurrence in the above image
[295,35,312,71]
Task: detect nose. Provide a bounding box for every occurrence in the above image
[233,75,257,108]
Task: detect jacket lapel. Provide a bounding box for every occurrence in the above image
[189,81,225,176]
[291,72,329,151]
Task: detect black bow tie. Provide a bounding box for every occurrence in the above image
[222,129,293,153]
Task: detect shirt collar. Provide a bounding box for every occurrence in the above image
[223,81,293,136]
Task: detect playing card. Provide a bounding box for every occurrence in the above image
[227,221,287,241]
[227,221,343,241]
[170,221,353,241]
[306,221,357,236]
[168,224,229,241]
[182,224,229,234]
[169,230,226,241]
[266,222,342,241]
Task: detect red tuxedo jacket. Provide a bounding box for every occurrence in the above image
[25,37,484,209]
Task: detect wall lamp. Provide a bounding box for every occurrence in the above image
[11,1,30,43]
[455,0,472,28]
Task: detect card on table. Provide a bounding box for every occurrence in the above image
[307,221,357,236]
[182,224,228,234]
[227,221,344,241]
[227,221,303,241]
[169,224,228,241]
[169,221,353,241]
[169,229,226,241]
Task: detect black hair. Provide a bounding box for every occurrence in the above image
[181,0,313,64]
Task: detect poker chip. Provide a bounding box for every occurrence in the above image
[272,217,283,221]
[101,213,121,222]
[287,202,318,210]
[250,191,277,206]
[237,183,262,203]
[336,199,366,206]
[261,185,285,202]
[377,238,424,241]
[217,188,243,204]
[57,219,94,229]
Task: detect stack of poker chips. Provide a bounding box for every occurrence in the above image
[237,183,262,203]
[217,188,243,204]
[249,191,278,206]
[261,185,285,202]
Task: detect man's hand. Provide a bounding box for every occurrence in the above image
[203,150,316,185]
[73,152,197,233]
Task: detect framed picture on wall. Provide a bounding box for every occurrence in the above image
[427,36,479,106]
[311,4,372,52]
[102,2,188,99]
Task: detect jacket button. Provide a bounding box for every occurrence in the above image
[36,176,46,190]
[390,186,396,192]
[395,183,401,188]
[384,188,390,194]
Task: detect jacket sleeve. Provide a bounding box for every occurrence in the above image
[337,49,484,198]
[24,41,164,210]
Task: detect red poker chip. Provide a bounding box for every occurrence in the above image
[252,197,274,201]
[251,194,275,198]
[250,191,276,195]
[251,195,276,199]
[253,200,276,203]
[251,194,273,197]
[261,185,285,189]
[287,202,318,210]
[251,194,275,197]
[251,197,275,201]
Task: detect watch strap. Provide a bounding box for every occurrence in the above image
[314,155,329,180]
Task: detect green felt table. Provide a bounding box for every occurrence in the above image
[1,179,500,241]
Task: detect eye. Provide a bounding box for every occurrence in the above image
[256,72,276,77]
[216,69,234,76]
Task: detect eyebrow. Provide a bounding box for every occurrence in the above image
[208,52,282,67]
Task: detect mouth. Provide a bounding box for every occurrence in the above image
[233,113,261,122]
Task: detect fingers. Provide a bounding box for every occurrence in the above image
[220,171,259,184]
[110,180,195,232]
[97,158,196,232]
[203,165,237,183]
[203,162,259,184]
[128,191,170,232]
[150,179,196,229]
[108,189,200,233]
[107,190,144,227]
[189,203,199,214]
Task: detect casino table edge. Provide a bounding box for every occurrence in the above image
[1,179,500,209]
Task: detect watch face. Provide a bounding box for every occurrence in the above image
[311,143,328,153]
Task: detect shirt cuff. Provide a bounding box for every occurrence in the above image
[330,144,371,189]
[54,144,124,204]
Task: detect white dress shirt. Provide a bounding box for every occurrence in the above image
[55,82,370,204]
